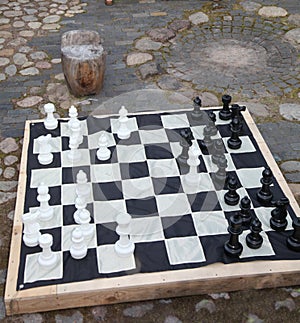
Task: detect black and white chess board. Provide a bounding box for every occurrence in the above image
[5,106,300,315]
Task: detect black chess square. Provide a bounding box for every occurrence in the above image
[162,214,196,239]
[126,197,158,217]
[152,176,183,195]
[30,122,61,139]
[120,161,149,179]
[28,152,61,170]
[136,114,163,129]
[87,116,112,135]
[231,151,267,169]
[113,131,141,145]
[188,191,222,212]
[63,204,94,225]
[145,143,173,159]
[165,128,188,143]
[93,182,123,201]
[62,166,91,184]
[96,222,118,245]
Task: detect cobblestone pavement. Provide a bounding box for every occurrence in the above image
[1,0,300,322]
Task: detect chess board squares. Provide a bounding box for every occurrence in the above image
[139,128,169,144]
[126,197,158,218]
[222,136,256,154]
[91,164,121,183]
[181,173,215,194]
[119,161,149,180]
[216,186,250,212]
[188,191,222,212]
[86,116,112,135]
[156,193,191,217]
[29,205,63,229]
[62,224,97,251]
[217,121,252,137]
[25,186,61,210]
[110,115,138,134]
[161,113,190,129]
[152,176,183,195]
[235,167,265,188]
[90,146,118,165]
[164,236,206,265]
[62,165,91,184]
[62,204,94,226]
[147,159,180,178]
[30,167,62,188]
[162,214,197,239]
[230,151,267,170]
[61,149,91,167]
[87,131,116,150]
[122,177,154,199]
[116,144,146,163]
[131,217,164,243]
[93,181,123,201]
[33,135,61,154]
[60,119,89,137]
[145,143,174,160]
[30,122,61,139]
[113,131,141,146]
[94,200,127,224]
[136,113,164,130]
[61,182,93,205]
[192,211,229,236]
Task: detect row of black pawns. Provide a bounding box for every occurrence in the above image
[179,95,300,257]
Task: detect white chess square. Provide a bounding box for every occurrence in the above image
[181,173,214,194]
[116,144,146,163]
[131,217,164,243]
[215,113,231,126]
[97,244,136,274]
[139,128,169,144]
[23,252,63,284]
[216,187,250,212]
[165,236,206,265]
[61,183,93,205]
[122,177,154,199]
[156,193,191,216]
[62,224,97,251]
[240,230,275,258]
[60,119,88,137]
[87,131,116,150]
[192,210,229,236]
[254,207,294,232]
[148,159,180,178]
[94,200,127,223]
[29,205,63,229]
[91,164,121,183]
[33,136,61,154]
[110,116,138,133]
[31,168,62,188]
[161,114,190,129]
[61,149,91,167]
[202,153,235,173]
[191,125,220,140]
[236,167,265,188]
[223,136,256,154]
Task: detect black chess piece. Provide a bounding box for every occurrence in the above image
[270,196,290,231]
[287,218,300,252]
[224,213,243,257]
[177,128,194,165]
[230,104,246,132]
[239,196,252,228]
[219,94,232,121]
[211,138,225,165]
[227,116,242,150]
[191,96,203,120]
[212,155,228,188]
[256,166,273,206]
[207,111,218,136]
[224,176,240,206]
[246,218,263,249]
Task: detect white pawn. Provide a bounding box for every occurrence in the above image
[96,132,111,161]
[44,103,58,130]
[114,212,135,257]
[68,131,81,162]
[74,197,94,240]
[117,106,131,140]
[75,170,91,200]
[22,210,41,247]
[37,134,53,165]
[38,233,58,268]
[185,142,201,185]
[70,227,87,260]
[68,105,79,131]
[37,183,54,222]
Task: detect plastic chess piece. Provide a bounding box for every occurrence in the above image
[177,128,194,166]
[200,125,214,153]
[37,183,54,222]
[207,111,218,136]
[211,138,225,165]
[76,170,91,200]
[70,227,88,259]
[68,131,81,162]
[246,218,263,249]
[219,94,232,120]
[287,218,300,252]
[224,176,240,206]
[270,196,290,231]
[44,103,58,130]
[239,196,252,228]
[37,134,53,165]
[74,197,94,240]
[191,96,203,120]
[38,233,58,268]
[114,212,135,257]
[185,142,201,185]
[68,105,79,131]
[117,106,131,140]
[96,132,111,161]
[256,166,273,206]
[231,104,246,129]
[224,213,243,257]
[211,155,228,188]
[22,210,41,247]
[227,116,242,150]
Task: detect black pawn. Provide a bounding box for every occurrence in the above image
[270,196,290,231]
[239,196,252,228]
[224,213,243,257]
[212,138,225,165]
[224,176,240,206]
[177,128,193,166]
[287,218,300,252]
[219,94,232,121]
[256,167,273,206]
[207,111,218,136]
[191,96,203,120]
[246,218,263,249]
[227,116,242,150]
[212,155,228,188]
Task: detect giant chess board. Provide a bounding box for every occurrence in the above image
[5,106,300,315]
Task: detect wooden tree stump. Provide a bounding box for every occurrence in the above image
[61,30,106,97]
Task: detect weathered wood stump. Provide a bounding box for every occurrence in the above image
[61,30,106,97]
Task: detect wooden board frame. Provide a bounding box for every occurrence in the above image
[4,107,300,315]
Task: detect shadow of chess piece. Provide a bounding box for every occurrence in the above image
[246,218,263,249]
[219,94,232,120]
[287,218,300,252]
[224,213,243,257]
[256,166,273,206]
[270,196,290,231]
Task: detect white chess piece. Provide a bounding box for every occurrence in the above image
[185,142,201,185]
[38,233,58,268]
[75,170,91,200]
[67,121,82,162]
[22,210,41,247]
[114,212,135,257]
[96,132,111,161]
[70,227,87,260]
[74,197,94,240]
[37,134,53,165]
[44,103,58,130]
[37,183,54,222]
[68,105,79,131]
[117,106,131,140]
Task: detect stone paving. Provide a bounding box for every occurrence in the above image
[0,0,300,322]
